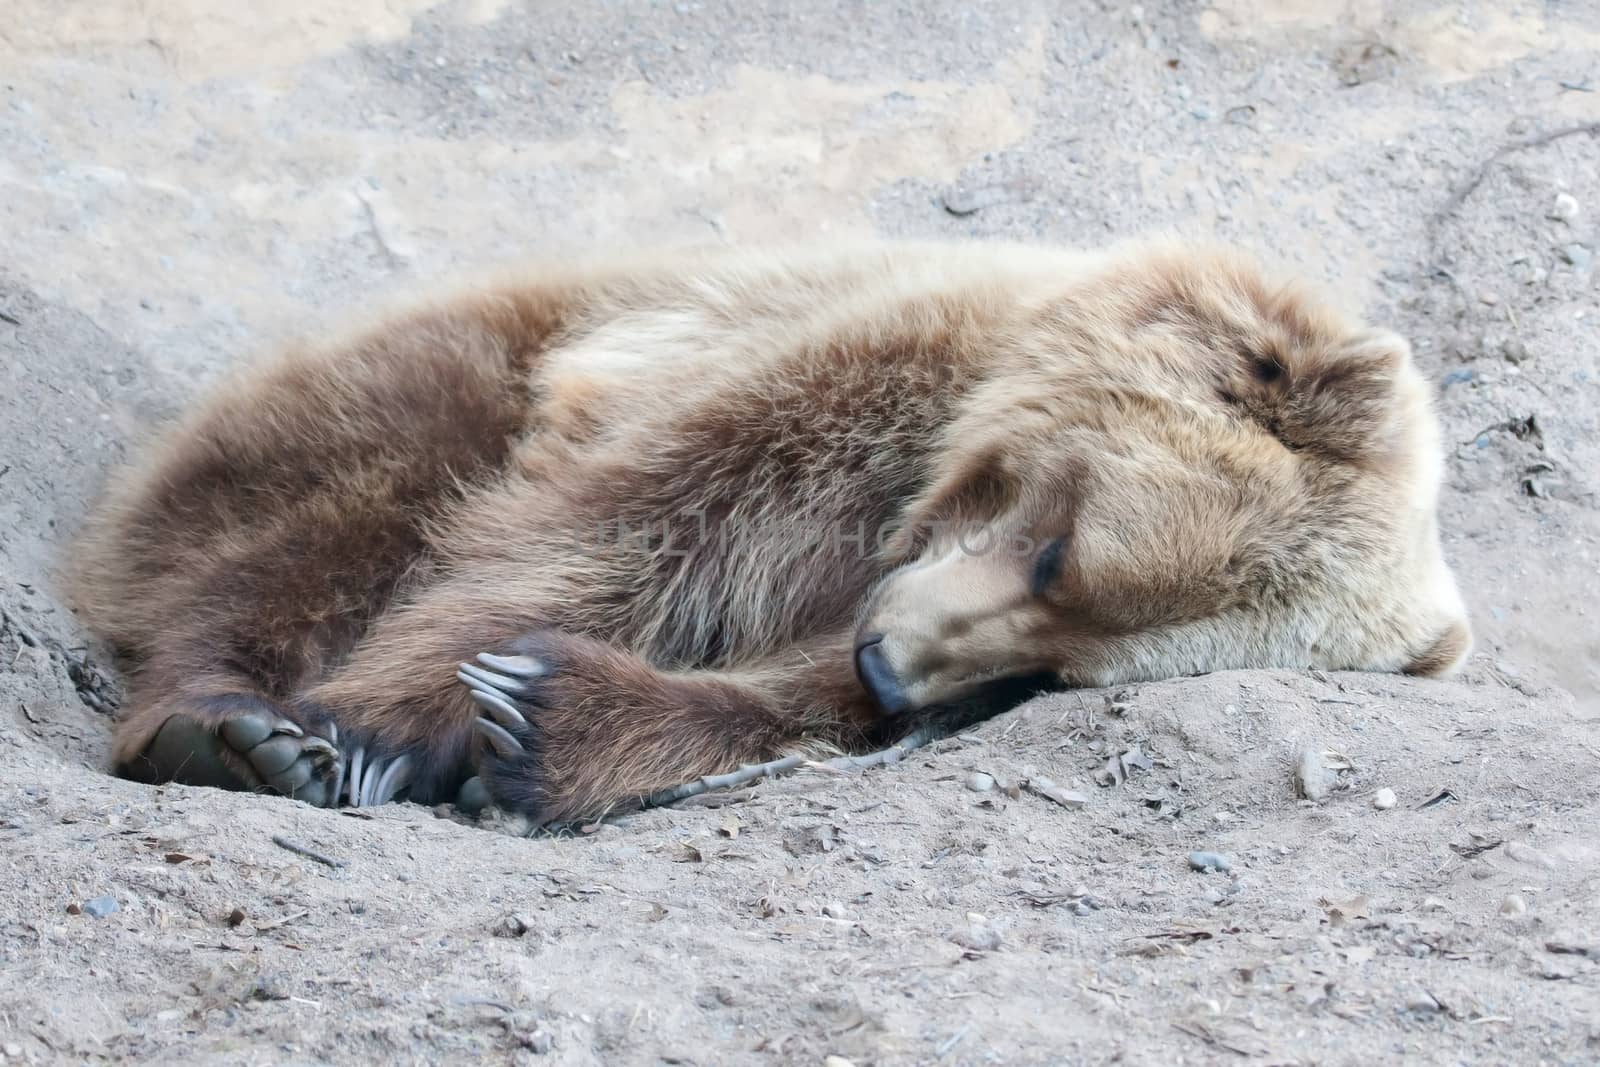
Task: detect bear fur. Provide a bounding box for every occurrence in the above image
[68,239,1471,823]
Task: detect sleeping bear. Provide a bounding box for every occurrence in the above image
[68,240,1471,824]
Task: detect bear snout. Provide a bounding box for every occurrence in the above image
[853,632,912,716]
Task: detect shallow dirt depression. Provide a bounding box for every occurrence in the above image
[3,1,1600,1063]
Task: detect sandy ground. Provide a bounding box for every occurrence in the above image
[3,1,1599,1063]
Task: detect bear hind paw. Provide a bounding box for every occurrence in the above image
[120,698,342,807]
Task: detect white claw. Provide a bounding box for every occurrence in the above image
[457,662,529,696]
[347,746,366,807]
[476,652,547,679]
[641,730,935,810]
[326,723,338,745]
[475,718,523,758]
[360,757,385,807]
[372,754,414,805]
[468,688,527,727]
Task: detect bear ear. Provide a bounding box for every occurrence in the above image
[1280,329,1413,464]
[1403,617,1473,677]
[1343,329,1412,378]
[887,444,1016,560]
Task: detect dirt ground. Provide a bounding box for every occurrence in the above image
[3,1,1599,1063]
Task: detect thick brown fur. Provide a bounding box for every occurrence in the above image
[68,240,1470,823]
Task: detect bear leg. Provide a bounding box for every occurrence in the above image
[450,627,881,826]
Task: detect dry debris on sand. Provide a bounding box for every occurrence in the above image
[3,1,1600,1063]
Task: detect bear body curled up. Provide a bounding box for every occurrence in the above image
[69,240,1470,824]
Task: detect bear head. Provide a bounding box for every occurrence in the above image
[854,243,1470,715]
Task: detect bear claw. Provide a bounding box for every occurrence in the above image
[460,683,527,728]
[340,746,415,807]
[474,718,525,758]
[455,653,546,811]
[458,658,540,738]
[475,652,548,679]
[456,661,532,700]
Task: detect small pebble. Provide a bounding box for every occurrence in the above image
[1372,787,1397,810]
[1293,747,1328,801]
[1505,841,1557,869]
[1203,887,1226,905]
[492,913,534,938]
[965,772,995,793]
[821,901,850,920]
[1212,810,1235,824]
[824,1057,857,1067]
[949,913,1001,952]
[1549,192,1580,221]
[1500,893,1528,916]
[3,1043,22,1058]
[1188,850,1232,873]
[1027,776,1088,809]
[81,895,119,919]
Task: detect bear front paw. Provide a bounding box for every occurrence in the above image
[453,628,789,826]
[454,629,617,823]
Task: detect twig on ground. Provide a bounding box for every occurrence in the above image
[642,730,933,810]
[936,1025,970,1057]
[1428,122,1600,255]
[817,730,932,771]
[355,189,405,267]
[270,834,346,869]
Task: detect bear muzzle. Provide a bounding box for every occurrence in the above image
[853,632,913,716]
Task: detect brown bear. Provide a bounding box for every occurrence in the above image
[68,239,1471,825]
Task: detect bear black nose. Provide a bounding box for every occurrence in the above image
[854,633,911,715]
